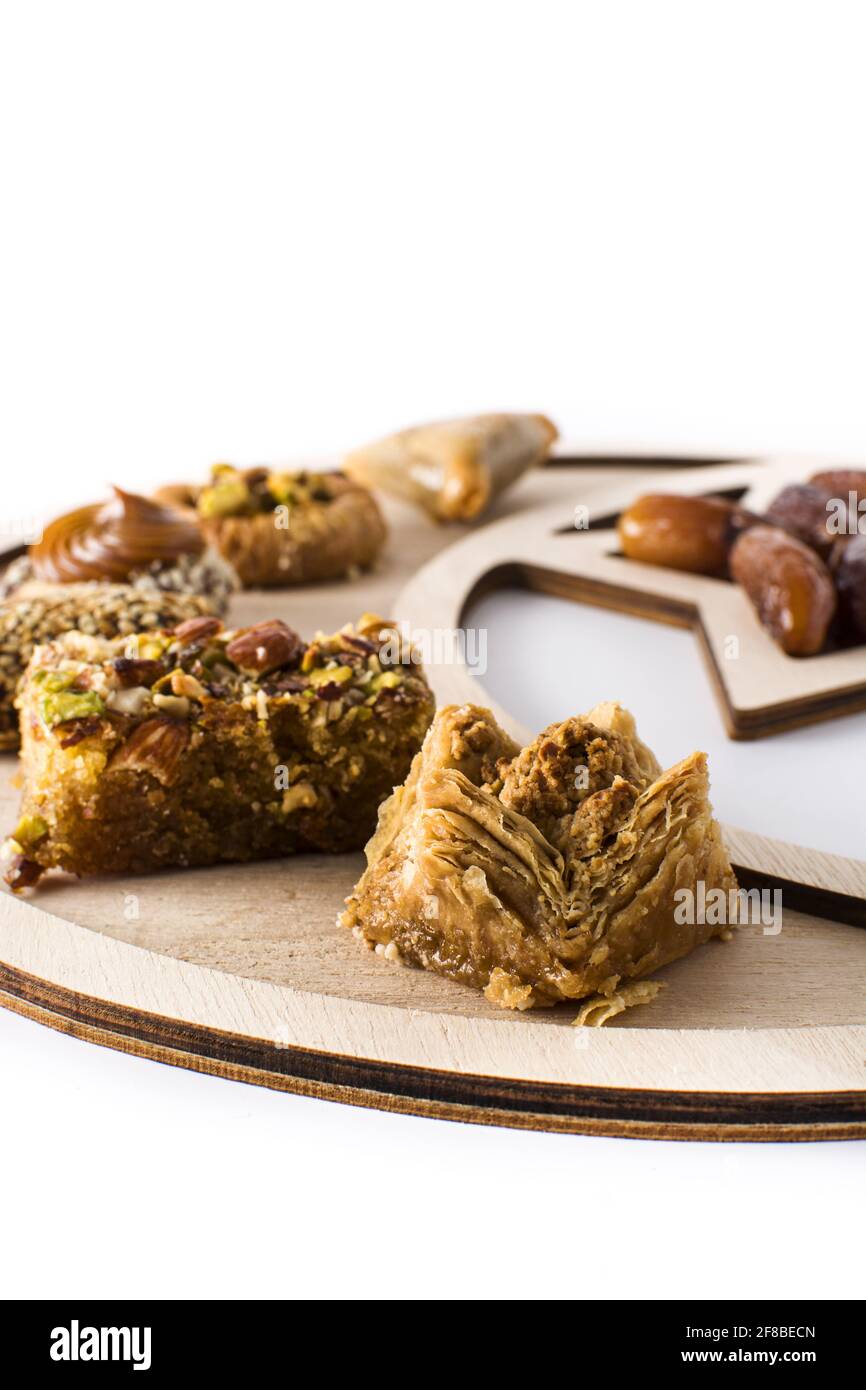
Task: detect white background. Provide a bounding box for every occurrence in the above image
[1,1,864,1302]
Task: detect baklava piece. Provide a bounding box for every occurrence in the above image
[3,614,434,888]
[342,702,736,1012]
[154,465,387,588]
[344,412,559,522]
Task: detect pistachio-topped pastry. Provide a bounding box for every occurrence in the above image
[344,412,559,522]
[0,585,227,751]
[154,464,387,588]
[3,613,434,888]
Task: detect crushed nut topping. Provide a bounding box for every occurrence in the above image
[21,613,429,748]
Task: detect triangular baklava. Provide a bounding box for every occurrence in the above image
[342,702,736,1011]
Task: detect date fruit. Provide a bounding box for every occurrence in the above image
[617,493,757,576]
[831,534,866,643]
[729,526,836,656]
[808,468,866,509]
[765,483,839,557]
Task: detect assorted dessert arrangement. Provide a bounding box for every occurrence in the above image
[1,416,862,1021]
[617,467,866,655]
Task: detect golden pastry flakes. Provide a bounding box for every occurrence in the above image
[342,702,736,1011]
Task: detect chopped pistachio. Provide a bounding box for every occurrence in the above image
[34,670,74,693]
[369,671,402,692]
[123,633,170,662]
[199,645,228,670]
[41,689,105,728]
[198,478,251,518]
[307,664,353,687]
[265,472,299,506]
[12,813,48,848]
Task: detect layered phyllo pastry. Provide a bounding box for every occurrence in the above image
[343,702,735,1015]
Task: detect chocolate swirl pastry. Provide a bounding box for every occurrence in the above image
[154,465,387,588]
[30,487,205,584]
[1,487,237,611]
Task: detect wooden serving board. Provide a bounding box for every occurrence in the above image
[1,457,864,1141]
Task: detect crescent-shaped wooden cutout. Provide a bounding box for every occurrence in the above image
[395,456,866,740]
[0,455,864,1141]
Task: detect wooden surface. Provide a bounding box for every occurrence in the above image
[1,457,864,1140]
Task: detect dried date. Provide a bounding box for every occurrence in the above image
[729,526,836,656]
[617,493,758,576]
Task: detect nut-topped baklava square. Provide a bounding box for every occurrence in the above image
[3,614,434,888]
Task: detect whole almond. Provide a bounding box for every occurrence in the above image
[173,615,224,643]
[225,620,305,674]
[109,716,190,784]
